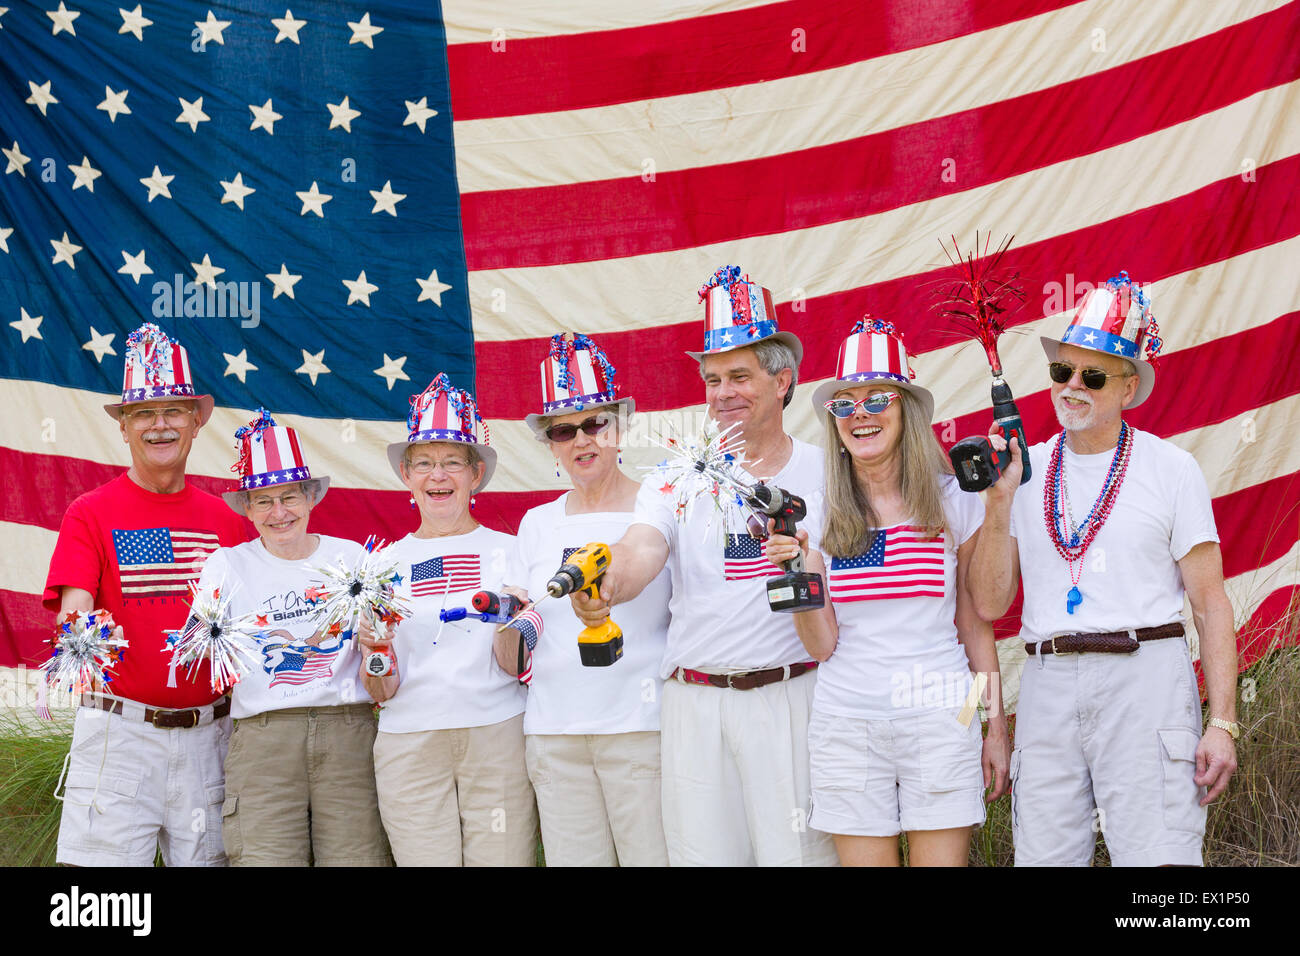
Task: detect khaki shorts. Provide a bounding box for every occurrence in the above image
[526,731,668,866]
[1011,638,1206,866]
[222,704,391,866]
[57,701,230,867]
[374,713,537,866]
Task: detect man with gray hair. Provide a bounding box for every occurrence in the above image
[194,408,390,866]
[572,266,837,866]
[43,323,248,866]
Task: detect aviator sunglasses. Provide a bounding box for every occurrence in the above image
[1048,361,1129,390]
[823,391,899,418]
[545,414,612,443]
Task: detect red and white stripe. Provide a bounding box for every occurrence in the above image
[119,531,221,597]
[243,426,306,477]
[122,341,194,392]
[828,528,947,603]
[412,392,479,439]
[701,281,776,332]
[838,329,909,381]
[541,347,603,404]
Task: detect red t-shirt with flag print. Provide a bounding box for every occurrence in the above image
[43,474,249,709]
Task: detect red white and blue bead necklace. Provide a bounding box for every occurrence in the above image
[1043,421,1133,614]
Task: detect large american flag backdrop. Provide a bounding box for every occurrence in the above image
[3,2,1298,697]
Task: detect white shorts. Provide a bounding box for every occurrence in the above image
[660,670,838,867]
[1011,637,1206,867]
[56,701,231,867]
[808,707,986,837]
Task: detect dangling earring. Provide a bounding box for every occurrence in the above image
[839,445,847,456]
[470,495,476,510]
[555,459,561,478]
[409,495,417,509]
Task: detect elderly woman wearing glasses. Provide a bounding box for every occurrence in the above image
[501,334,671,866]
[766,319,1010,867]
[191,409,390,866]
[358,374,537,867]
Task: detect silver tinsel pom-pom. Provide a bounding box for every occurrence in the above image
[304,536,410,644]
[165,580,264,693]
[43,609,129,694]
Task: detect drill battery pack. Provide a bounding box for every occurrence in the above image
[766,571,825,613]
[578,631,624,667]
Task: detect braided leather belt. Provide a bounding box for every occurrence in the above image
[1024,622,1185,656]
[672,661,817,691]
[81,694,232,728]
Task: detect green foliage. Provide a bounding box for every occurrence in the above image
[0,712,72,867]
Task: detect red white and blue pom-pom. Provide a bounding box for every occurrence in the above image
[304,536,410,644]
[124,322,176,385]
[164,581,264,693]
[698,264,744,300]
[42,609,129,695]
[647,416,762,532]
[230,408,277,477]
[851,316,900,338]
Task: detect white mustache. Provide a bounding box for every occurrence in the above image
[1057,389,1094,407]
[143,429,180,442]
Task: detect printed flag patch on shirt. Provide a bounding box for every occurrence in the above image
[828,527,947,602]
[410,555,480,597]
[112,527,220,599]
[723,534,780,581]
[263,640,342,688]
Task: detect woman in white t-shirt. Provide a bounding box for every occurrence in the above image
[357,374,537,866]
[504,333,671,866]
[767,319,1010,866]
[205,409,390,867]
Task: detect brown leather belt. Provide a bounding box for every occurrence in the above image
[81,694,232,728]
[672,661,817,691]
[1024,622,1184,656]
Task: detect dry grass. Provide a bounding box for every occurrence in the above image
[970,645,1300,867]
[3,648,1296,867]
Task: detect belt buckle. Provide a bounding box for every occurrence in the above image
[726,673,737,689]
[152,708,200,729]
[1049,635,1073,656]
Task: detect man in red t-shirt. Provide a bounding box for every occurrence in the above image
[43,323,247,866]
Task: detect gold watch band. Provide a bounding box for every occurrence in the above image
[1207,717,1241,740]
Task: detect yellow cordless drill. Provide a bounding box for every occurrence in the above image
[547,542,623,666]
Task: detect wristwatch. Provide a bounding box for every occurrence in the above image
[1207,717,1241,740]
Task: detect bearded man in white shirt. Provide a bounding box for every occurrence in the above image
[970,273,1238,866]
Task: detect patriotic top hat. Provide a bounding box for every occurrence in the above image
[523,333,635,441]
[1040,270,1161,408]
[810,317,935,422]
[221,408,329,511]
[685,264,804,363]
[386,374,497,491]
[102,322,215,423]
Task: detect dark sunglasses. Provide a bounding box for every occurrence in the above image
[824,392,899,418]
[1048,361,1128,391]
[545,415,611,443]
